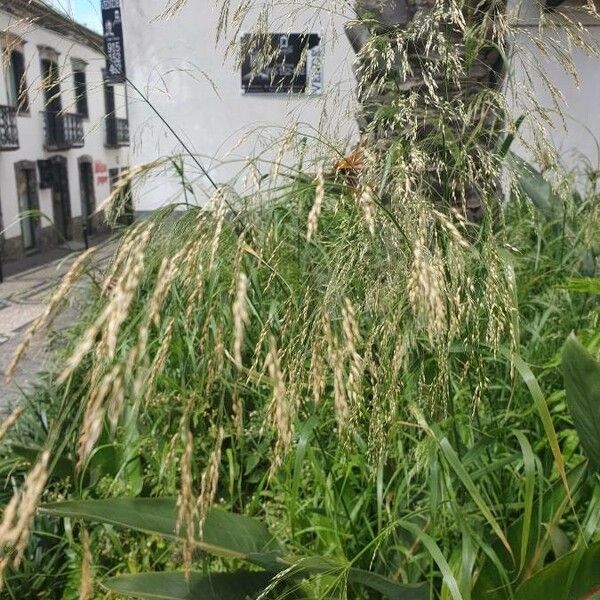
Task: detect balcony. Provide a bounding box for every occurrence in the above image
[42,111,84,150]
[105,116,129,148]
[0,105,19,151]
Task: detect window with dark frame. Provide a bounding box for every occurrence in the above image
[7,48,29,113]
[73,68,89,118]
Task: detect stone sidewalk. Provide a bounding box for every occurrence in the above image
[0,238,118,412]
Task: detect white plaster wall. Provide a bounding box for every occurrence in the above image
[0,10,129,242]
[509,2,600,176]
[122,0,358,211]
[123,0,600,212]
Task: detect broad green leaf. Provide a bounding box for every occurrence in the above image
[562,334,600,474]
[515,543,600,600]
[103,571,273,600]
[507,151,558,219]
[473,463,587,600]
[39,498,283,569]
[11,445,74,480]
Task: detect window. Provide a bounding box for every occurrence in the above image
[6,48,29,113]
[73,65,89,118]
[41,57,61,111]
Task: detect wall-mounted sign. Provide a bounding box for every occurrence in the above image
[102,0,126,83]
[241,33,323,95]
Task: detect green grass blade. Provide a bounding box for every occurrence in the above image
[514,432,536,571]
[511,353,569,500]
[439,438,512,558]
[399,520,464,600]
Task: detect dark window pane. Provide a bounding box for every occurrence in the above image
[9,50,29,113]
[42,59,62,112]
[74,69,89,118]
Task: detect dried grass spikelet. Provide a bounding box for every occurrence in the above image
[149,258,179,327]
[407,233,448,342]
[79,529,92,600]
[208,191,227,271]
[0,450,50,587]
[103,228,152,360]
[5,248,96,383]
[77,364,122,470]
[127,257,179,398]
[100,222,144,296]
[0,407,23,443]
[307,168,325,241]
[342,298,364,414]
[97,161,164,227]
[59,225,154,383]
[143,318,176,406]
[355,184,376,236]
[324,318,349,431]
[309,340,325,405]
[196,427,224,537]
[265,336,291,473]
[231,384,243,431]
[232,272,249,369]
[432,209,470,250]
[176,427,197,579]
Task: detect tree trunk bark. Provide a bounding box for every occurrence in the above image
[346,0,506,221]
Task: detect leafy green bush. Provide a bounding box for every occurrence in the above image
[1,156,598,598]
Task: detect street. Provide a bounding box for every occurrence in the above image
[0,240,117,412]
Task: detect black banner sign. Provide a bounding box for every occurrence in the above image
[102,0,126,83]
[241,33,322,94]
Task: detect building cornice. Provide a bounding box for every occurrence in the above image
[0,0,103,53]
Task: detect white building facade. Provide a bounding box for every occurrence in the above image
[121,0,600,213]
[0,0,129,263]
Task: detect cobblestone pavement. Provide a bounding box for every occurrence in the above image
[0,239,117,413]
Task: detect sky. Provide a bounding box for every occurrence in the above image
[47,0,102,32]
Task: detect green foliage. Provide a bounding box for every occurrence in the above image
[104,571,275,600]
[40,498,283,567]
[1,152,599,599]
[562,335,600,474]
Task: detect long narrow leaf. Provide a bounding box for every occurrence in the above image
[562,334,600,474]
[511,353,569,500]
[440,438,511,557]
[103,571,274,600]
[40,498,283,569]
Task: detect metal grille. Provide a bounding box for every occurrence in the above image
[0,105,19,151]
[43,111,84,150]
[106,116,129,147]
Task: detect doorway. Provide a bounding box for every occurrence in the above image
[78,158,96,235]
[51,156,72,241]
[14,161,40,252]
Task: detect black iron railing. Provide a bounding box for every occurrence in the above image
[106,116,129,147]
[42,111,84,150]
[0,105,19,151]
